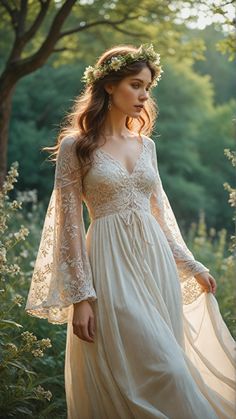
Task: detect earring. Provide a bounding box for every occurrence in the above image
[108,94,112,111]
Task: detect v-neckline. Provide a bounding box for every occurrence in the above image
[96,135,145,177]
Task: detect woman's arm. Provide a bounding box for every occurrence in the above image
[149,139,212,284]
[25,136,97,324]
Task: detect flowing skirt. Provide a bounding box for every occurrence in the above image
[65,211,236,419]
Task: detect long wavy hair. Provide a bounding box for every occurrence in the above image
[44,44,159,178]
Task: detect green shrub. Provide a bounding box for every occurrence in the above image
[0,163,66,418]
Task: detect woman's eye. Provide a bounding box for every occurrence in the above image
[131,84,150,92]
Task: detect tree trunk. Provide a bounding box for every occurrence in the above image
[0,85,15,188]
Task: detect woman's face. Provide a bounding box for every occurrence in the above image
[107,66,152,118]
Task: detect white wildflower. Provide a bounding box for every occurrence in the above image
[21,331,37,344]
[39,338,52,349]
[5,343,18,355]
[32,348,44,357]
[20,249,29,258]
[14,226,29,241]
[109,57,123,70]
[10,200,22,210]
[34,385,52,401]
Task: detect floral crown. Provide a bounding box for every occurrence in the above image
[81,43,163,87]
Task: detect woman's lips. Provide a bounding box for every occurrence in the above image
[134,106,143,110]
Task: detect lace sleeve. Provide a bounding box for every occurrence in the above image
[25,136,97,324]
[149,139,209,283]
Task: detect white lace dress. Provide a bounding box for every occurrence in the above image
[25,134,236,419]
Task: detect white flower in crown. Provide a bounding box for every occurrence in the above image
[151,66,164,86]
[109,57,124,71]
[82,65,95,83]
[84,65,94,78]
[139,43,157,60]
[153,55,161,66]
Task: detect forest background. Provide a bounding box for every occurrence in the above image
[0,1,235,417]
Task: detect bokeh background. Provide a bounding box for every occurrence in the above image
[0,1,235,417]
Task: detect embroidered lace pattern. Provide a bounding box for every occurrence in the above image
[25,137,97,324]
[25,134,209,323]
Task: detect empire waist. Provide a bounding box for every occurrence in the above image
[88,199,152,224]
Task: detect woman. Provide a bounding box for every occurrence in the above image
[25,43,236,419]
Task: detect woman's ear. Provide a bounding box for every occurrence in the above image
[104,82,114,95]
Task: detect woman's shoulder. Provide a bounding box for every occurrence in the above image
[141,134,153,142]
[141,134,156,152]
[59,134,78,151]
[57,134,81,171]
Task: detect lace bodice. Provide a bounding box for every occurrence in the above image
[25,134,209,323]
[82,137,155,223]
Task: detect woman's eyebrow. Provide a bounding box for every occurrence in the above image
[130,78,152,85]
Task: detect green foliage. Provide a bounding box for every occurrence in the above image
[187,211,236,338]
[0,0,207,72]
[216,32,236,62]
[186,148,236,338]
[191,25,236,104]
[195,100,235,231]
[175,1,236,62]
[8,63,84,202]
[223,148,236,253]
[0,164,67,418]
[153,58,235,232]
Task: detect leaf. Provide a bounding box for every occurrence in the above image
[15,406,33,415]
[8,361,37,376]
[0,319,23,329]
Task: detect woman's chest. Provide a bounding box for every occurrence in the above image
[82,141,157,203]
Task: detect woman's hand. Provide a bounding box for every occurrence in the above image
[72,300,96,343]
[194,271,217,295]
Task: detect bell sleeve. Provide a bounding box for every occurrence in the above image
[25,136,97,324]
[149,139,210,285]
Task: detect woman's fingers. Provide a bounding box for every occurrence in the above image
[206,278,216,294]
[195,272,217,295]
[73,317,94,342]
[80,322,94,342]
[88,315,96,339]
[72,301,96,343]
[209,275,217,294]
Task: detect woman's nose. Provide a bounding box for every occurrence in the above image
[139,93,148,101]
[139,90,149,100]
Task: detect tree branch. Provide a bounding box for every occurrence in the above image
[212,0,235,6]
[0,0,14,17]
[6,0,76,81]
[22,0,50,44]
[17,0,28,37]
[59,14,140,38]
[110,24,149,38]
[0,0,18,30]
[6,0,51,65]
[53,46,79,53]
